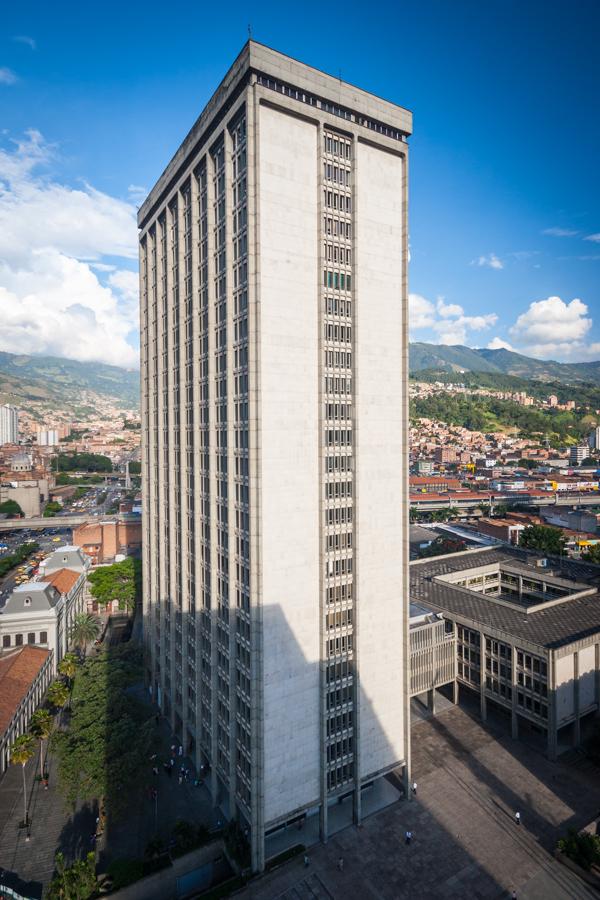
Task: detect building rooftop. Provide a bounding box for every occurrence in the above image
[43,568,80,595]
[411,546,600,649]
[139,39,412,228]
[0,646,50,734]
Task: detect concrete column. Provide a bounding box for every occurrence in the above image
[547,652,558,761]
[479,632,487,722]
[320,798,328,844]
[511,647,518,739]
[453,679,459,705]
[595,643,600,718]
[428,688,437,715]
[573,651,580,747]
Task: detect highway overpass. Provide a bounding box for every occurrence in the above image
[0,515,90,532]
[0,513,142,533]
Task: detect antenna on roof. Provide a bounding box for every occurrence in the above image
[248,23,252,40]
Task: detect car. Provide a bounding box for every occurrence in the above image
[52,537,61,543]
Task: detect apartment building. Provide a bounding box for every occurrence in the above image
[0,405,19,447]
[139,41,411,870]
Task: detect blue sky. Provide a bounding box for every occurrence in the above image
[0,0,599,367]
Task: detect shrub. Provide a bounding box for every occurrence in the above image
[557,828,600,871]
[106,857,144,889]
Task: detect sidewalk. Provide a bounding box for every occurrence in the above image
[0,745,95,895]
[98,707,224,870]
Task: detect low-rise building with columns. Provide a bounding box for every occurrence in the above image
[410,547,600,758]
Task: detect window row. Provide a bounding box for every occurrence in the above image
[324,163,351,186]
[324,270,352,291]
[325,244,351,265]
[325,480,353,499]
[324,134,352,158]
[324,191,352,213]
[325,324,351,345]
[324,217,352,239]
[2,631,48,648]
[324,349,352,369]
[326,455,352,473]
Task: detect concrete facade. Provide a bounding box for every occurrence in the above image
[139,41,411,871]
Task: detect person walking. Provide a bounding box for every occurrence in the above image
[304,855,310,868]
[405,830,412,845]
[511,891,517,900]
[515,811,521,826]
[337,857,344,872]
[412,781,417,796]
[178,745,183,757]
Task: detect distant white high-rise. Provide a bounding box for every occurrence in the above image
[0,405,19,446]
[139,41,411,871]
[588,426,600,451]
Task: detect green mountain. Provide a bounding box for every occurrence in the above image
[409,342,600,385]
[0,351,140,413]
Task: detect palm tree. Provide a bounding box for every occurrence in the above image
[30,709,53,779]
[47,680,69,710]
[69,613,101,656]
[10,733,35,828]
[57,652,79,682]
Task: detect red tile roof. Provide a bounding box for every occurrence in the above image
[0,646,50,734]
[44,568,80,595]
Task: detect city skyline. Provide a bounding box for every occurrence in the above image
[0,0,599,368]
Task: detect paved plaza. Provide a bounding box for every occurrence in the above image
[240,704,600,900]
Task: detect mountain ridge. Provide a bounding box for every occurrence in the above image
[0,351,140,413]
[409,342,600,385]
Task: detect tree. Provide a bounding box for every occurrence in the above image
[10,733,35,827]
[47,851,97,900]
[87,558,141,613]
[69,614,101,656]
[57,452,112,473]
[0,499,23,518]
[47,680,70,710]
[30,708,53,778]
[518,458,539,469]
[58,652,79,682]
[519,524,566,555]
[44,501,62,518]
[52,645,154,818]
[581,544,600,565]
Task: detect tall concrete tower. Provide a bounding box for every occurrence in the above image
[139,41,412,871]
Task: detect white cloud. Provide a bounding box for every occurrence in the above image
[0,68,18,86]
[13,36,36,50]
[127,184,147,205]
[436,298,464,318]
[409,292,497,346]
[471,253,503,270]
[487,337,514,351]
[0,130,139,368]
[509,296,596,359]
[584,233,600,244]
[409,293,436,330]
[542,227,579,237]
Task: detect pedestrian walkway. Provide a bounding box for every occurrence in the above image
[0,743,95,895]
[238,704,600,899]
[99,707,224,870]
